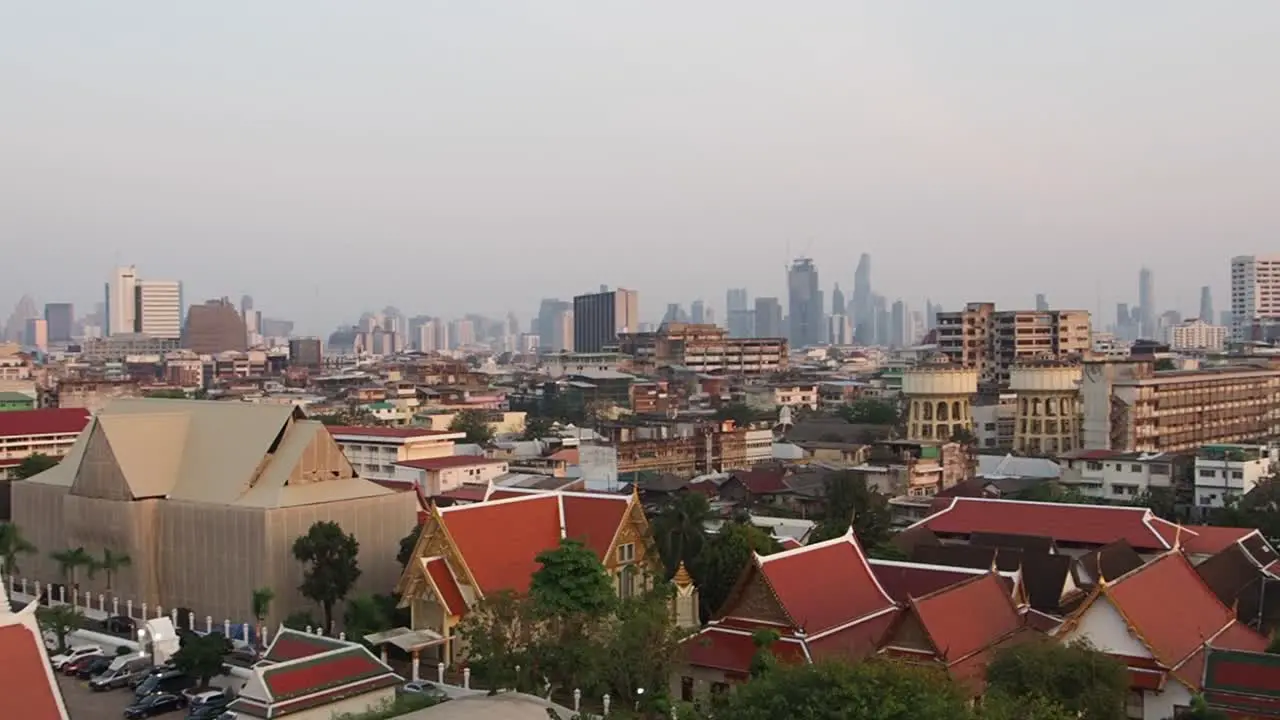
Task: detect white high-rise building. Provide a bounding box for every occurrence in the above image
[1231,255,1280,341]
[1167,319,1228,352]
[105,266,138,336]
[137,280,183,339]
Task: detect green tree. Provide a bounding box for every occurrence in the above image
[283,610,317,630]
[749,628,781,678]
[292,521,362,633]
[36,604,83,654]
[529,539,615,619]
[449,409,495,445]
[96,548,131,591]
[342,595,392,645]
[595,587,687,710]
[1176,695,1229,720]
[172,631,233,689]
[649,493,711,579]
[985,639,1128,720]
[49,546,94,589]
[0,522,37,576]
[1016,481,1089,505]
[837,398,899,425]
[1155,358,1176,371]
[1131,486,1178,522]
[714,403,756,428]
[715,659,969,720]
[521,416,555,440]
[455,590,536,694]
[1210,478,1280,539]
[14,453,58,480]
[811,471,893,547]
[144,388,187,399]
[397,524,423,570]
[252,587,275,647]
[979,692,1079,720]
[693,521,779,620]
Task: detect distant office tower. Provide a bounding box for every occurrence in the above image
[701,306,716,326]
[662,303,687,325]
[828,313,853,345]
[573,287,639,353]
[551,309,574,352]
[1199,286,1214,324]
[415,320,438,352]
[1035,294,1049,312]
[43,303,73,343]
[1231,255,1280,341]
[182,298,247,354]
[536,299,571,353]
[754,297,783,338]
[1138,267,1156,339]
[451,319,476,347]
[690,300,706,324]
[1220,310,1233,328]
[105,265,138,336]
[787,258,823,348]
[831,284,846,317]
[435,320,451,351]
[260,318,294,337]
[136,280,183,339]
[289,337,323,368]
[852,254,872,344]
[924,300,940,332]
[726,288,753,338]
[24,318,48,351]
[890,300,907,348]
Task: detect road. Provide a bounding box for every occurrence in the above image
[57,673,134,720]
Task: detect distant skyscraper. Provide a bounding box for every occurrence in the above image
[726,288,753,338]
[1138,267,1155,339]
[690,300,706,324]
[754,297,783,338]
[662,303,687,325]
[852,254,872,344]
[536,299,571,353]
[1199,286,1214,324]
[890,300,907,348]
[573,287,639,353]
[182,298,246,354]
[24,318,48,351]
[3,295,37,343]
[289,337,323,367]
[1035,294,1049,312]
[551,309,574,352]
[831,284,846,317]
[873,295,889,346]
[137,280,183,339]
[787,258,823,348]
[105,265,138,336]
[43,303,73,343]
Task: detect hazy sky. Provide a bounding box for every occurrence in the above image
[4,2,1280,334]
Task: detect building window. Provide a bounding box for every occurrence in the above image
[617,543,635,564]
[1112,486,1125,496]
[1232,471,1244,479]
[1130,464,1142,473]
[1199,469,1217,478]
[1087,462,1103,471]
[681,677,694,702]
[711,683,729,696]
[1125,690,1144,719]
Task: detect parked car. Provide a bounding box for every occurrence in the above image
[398,681,448,700]
[76,655,113,679]
[62,651,106,676]
[130,663,177,688]
[135,669,195,699]
[124,691,185,719]
[185,690,232,719]
[91,656,153,691]
[50,645,102,671]
[104,615,138,635]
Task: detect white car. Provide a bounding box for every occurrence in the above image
[49,645,102,670]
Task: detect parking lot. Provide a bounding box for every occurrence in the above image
[56,673,135,720]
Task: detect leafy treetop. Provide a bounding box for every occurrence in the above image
[292,520,362,632]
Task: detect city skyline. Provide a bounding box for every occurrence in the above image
[6,4,1279,332]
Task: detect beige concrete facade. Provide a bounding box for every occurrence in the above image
[903,366,978,442]
[11,399,418,628]
[936,302,1091,387]
[1010,363,1082,455]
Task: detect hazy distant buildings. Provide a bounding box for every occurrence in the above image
[183,298,247,354]
[726,288,753,339]
[105,265,138,336]
[1167,319,1228,352]
[573,287,639,353]
[852,254,872,344]
[1035,294,1049,312]
[24,318,48,352]
[451,319,476,348]
[754,297,783,339]
[786,257,823,348]
[1231,255,1280,341]
[289,337,323,368]
[937,302,1092,387]
[1199,286,1214,324]
[137,280,183,339]
[536,299,571,353]
[1138,267,1156,339]
[690,300,707,324]
[43,303,73,343]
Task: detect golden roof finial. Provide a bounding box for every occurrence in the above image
[1173,524,1183,552]
[673,561,694,588]
[1096,556,1107,587]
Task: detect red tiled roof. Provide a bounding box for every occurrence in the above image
[0,622,65,720]
[805,608,899,663]
[264,648,389,700]
[683,623,808,675]
[1203,649,1280,718]
[755,532,896,634]
[397,456,507,471]
[1182,526,1259,556]
[777,538,803,551]
[732,468,790,495]
[0,408,90,438]
[439,495,563,594]
[1105,552,1267,685]
[911,573,1023,665]
[424,558,466,617]
[869,559,1012,603]
[915,497,1183,552]
[685,481,719,497]
[263,631,347,663]
[562,494,630,559]
[548,448,579,463]
[487,488,546,501]
[436,485,489,503]
[325,425,460,439]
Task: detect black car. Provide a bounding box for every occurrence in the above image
[185,696,231,720]
[135,670,195,699]
[77,655,113,680]
[104,616,138,635]
[124,691,184,719]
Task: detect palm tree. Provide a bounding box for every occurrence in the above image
[97,549,132,592]
[0,522,37,576]
[49,547,94,590]
[252,587,275,649]
[649,493,712,579]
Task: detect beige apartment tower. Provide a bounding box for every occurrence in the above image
[1010,362,1082,455]
[936,302,1091,388]
[903,365,979,442]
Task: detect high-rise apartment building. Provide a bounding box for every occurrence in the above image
[1166,319,1228,352]
[753,297,783,339]
[936,302,1092,388]
[43,303,73,343]
[137,280,183,339]
[1138,267,1156,339]
[104,265,138,336]
[786,258,823,348]
[451,319,476,348]
[1231,255,1280,341]
[572,288,639,353]
[726,288,753,339]
[24,318,48,352]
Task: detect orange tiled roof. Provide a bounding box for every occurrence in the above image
[424,558,466,616]
[914,497,1183,552]
[0,622,66,720]
[755,530,896,635]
